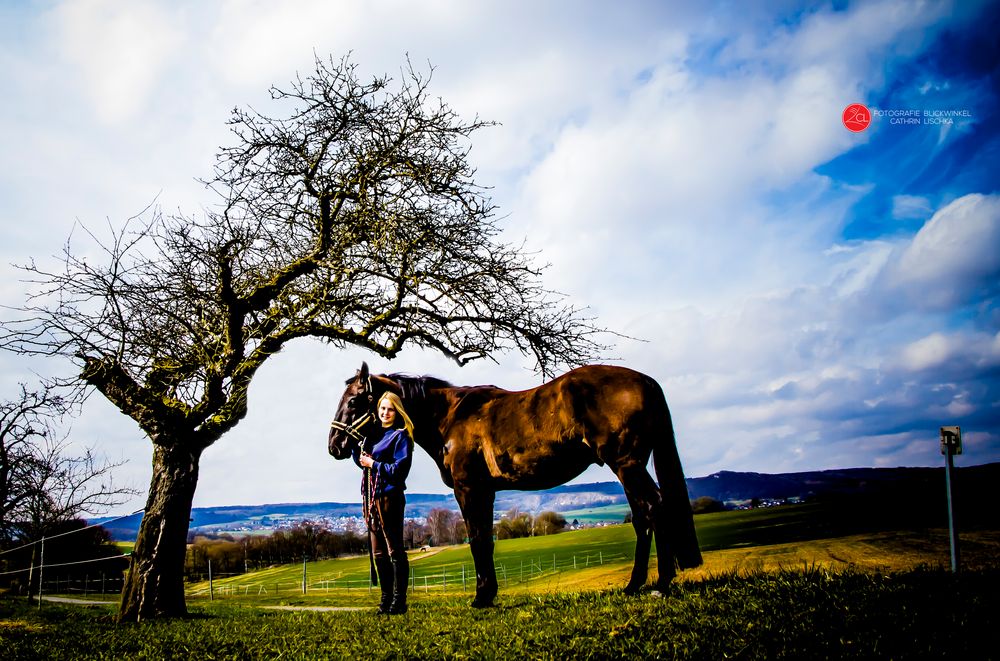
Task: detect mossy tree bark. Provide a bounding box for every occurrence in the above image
[118,442,202,621]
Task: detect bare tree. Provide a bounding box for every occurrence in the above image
[403,518,427,549]
[0,55,605,621]
[0,385,136,544]
[426,507,463,546]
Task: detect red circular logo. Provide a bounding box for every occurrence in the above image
[843,103,871,132]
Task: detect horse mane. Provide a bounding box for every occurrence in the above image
[384,373,453,405]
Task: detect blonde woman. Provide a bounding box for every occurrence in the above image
[354,391,414,614]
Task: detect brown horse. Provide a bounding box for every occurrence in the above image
[328,362,702,607]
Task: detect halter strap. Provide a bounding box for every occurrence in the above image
[330,411,372,446]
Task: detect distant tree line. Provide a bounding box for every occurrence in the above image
[691,496,727,514]
[495,508,567,540]
[182,506,574,580]
[184,522,368,580]
[422,506,569,543]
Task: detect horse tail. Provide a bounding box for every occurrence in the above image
[652,406,703,570]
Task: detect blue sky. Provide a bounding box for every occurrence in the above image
[1,1,997,514]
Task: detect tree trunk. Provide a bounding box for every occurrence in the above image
[118,441,202,622]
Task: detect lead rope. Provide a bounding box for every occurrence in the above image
[360,434,382,587]
[362,460,381,529]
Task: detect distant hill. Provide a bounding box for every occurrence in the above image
[91,462,999,541]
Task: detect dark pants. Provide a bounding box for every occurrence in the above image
[369,490,409,612]
[369,490,407,561]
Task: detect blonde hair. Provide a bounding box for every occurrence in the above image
[378,391,415,440]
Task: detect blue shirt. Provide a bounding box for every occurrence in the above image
[353,427,413,494]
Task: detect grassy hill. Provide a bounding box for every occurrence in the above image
[182,501,1000,608]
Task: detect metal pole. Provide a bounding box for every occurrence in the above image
[209,559,214,601]
[945,449,960,572]
[302,557,307,595]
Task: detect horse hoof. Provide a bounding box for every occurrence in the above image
[654,580,673,594]
[471,598,494,609]
[623,583,643,596]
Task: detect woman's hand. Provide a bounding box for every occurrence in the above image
[359,453,375,469]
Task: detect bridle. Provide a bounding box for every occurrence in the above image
[329,375,375,448]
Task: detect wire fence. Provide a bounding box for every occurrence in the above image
[186,549,631,601]
[3,514,632,607]
[0,509,142,606]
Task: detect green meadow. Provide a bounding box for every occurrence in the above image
[3,503,998,659]
[179,501,999,609]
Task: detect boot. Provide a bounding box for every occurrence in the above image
[389,556,409,614]
[375,558,394,614]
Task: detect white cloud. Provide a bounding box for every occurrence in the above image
[892,194,932,220]
[882,193,1000,309]
[899,332,955,371]
[50,0,184,124]
[897,330,1000,374]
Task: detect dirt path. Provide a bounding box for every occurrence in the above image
[41,596,118,606]
[39,595,366,613]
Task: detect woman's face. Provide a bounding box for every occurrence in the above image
[378,399,397,428]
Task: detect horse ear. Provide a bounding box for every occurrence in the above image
[359,362,369,381]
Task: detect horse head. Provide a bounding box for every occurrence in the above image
[328,362,380,459]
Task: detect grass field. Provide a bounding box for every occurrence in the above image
[177,501,999,609]
[3,503,998,659]
[3,567,998,659]
[183,523,999,609]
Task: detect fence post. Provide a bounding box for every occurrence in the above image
[209,559,214,601]
[302,557,307,595]
[37,536,45,609]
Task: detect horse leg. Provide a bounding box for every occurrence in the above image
[652,506,677,593]
[615,463,661,595]
[455,484,498,608]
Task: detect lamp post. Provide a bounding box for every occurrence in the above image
[940,426,962,572]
